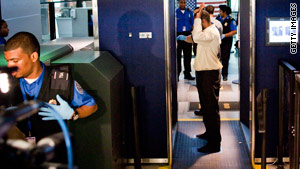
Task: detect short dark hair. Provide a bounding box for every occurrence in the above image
[201,10,210,23]
[4,32,40,57]
[206,5,214,14]
[219,5,227,13]
[219,5,232,15]
[226,6,232,15]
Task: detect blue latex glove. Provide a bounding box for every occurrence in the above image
[5,106,17,111]
[38,95,74,120]
[221,34,225,40]
[176,35,187,41]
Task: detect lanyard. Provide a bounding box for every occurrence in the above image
[19,63,45,136]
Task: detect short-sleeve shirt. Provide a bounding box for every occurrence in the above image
[19,64,96,107]
[216,15,237,31]
[176,8,194,32]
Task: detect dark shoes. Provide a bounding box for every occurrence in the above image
[184,74,195,80]
[196,132,208,140]
[223,76,228,81]
[197,143,220,153]
[194,109,204,116]
[196,133,221,153]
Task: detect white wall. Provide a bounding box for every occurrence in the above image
[230,0,239,12]
[1,0,42,42]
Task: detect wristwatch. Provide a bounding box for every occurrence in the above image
[72,110,79,120]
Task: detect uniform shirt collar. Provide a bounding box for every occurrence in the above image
[19,62,45,97]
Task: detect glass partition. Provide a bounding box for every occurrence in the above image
[40,0,92,42]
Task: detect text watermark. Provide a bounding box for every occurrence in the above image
[290,3,298,54]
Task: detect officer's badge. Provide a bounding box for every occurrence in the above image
[75,81,84,94]
[224,22,228,26]
[49,99,57,105]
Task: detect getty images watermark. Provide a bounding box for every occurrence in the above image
[290,3,297,54]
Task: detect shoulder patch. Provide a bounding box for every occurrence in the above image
[74,81,84,94]
[233,21,236,25]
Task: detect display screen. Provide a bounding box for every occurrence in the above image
[265,17,300,46]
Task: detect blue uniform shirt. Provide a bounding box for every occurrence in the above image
[176,8,194,32]
[19,64,96,107]
[0,36,6,45]
[216,15,237,31]
[71,80,96,107]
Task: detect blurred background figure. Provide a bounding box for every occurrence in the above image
[0,20,9,45]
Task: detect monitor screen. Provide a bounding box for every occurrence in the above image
[265,17,300,46]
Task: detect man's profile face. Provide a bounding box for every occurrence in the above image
[4,47,34,78]
[179,0,186,10]
[0,22,9,37]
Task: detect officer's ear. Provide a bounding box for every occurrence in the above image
[30,51,39,63]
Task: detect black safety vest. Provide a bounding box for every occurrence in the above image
[11,65,74,141]
[217,16,235,43]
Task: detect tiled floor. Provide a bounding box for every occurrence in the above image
[173,121,252,169]
[178,50,240,120]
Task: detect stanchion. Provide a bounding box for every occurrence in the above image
[257,89,268,169]
[131,87,141,169]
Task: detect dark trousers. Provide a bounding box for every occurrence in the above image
[220,38,233,78]
[177,31,192,76]
[196,70,221,144]
[193,43,197,57]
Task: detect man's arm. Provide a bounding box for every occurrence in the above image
[39,80,98,121]
[71,80,98,118]
[75,104,98,118]
[223,30,237,38]
[191,3,215,44]
[39,94,98,121]
[192,19,215,44]
[185,35,194,43]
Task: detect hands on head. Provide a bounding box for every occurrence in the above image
[200,2,205,10]
[195,2,205,18]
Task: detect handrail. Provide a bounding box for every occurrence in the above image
[296,74,300,84]
[279,60,297,72]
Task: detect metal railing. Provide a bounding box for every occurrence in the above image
[292,74,300,169]
[278,60,300,169]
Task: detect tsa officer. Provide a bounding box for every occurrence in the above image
[176,0,195,80]
[216,5,237,81]
[4,32,98,142]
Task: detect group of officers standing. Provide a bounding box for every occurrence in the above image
[176,0,237,153]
